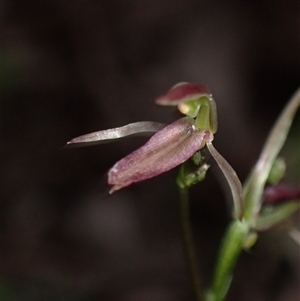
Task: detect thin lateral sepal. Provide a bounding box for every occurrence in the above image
[206,142,244,220]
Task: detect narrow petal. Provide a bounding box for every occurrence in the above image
[66,121,166,146]
[108,117,207,193]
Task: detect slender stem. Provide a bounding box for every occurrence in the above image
[206,220,249,301]
[178,187,204,301]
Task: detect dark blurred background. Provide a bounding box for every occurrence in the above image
[2,0,300,300]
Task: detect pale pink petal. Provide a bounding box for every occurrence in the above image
[108,117,207,193]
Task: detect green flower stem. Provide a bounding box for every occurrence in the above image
[178,187,204,301]
[206,220,249,301]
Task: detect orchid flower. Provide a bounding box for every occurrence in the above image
[66,84,300,301]
[67,82,244,219]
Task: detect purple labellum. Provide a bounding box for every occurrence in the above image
[155,82,211,106]
[108,117,208,193]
